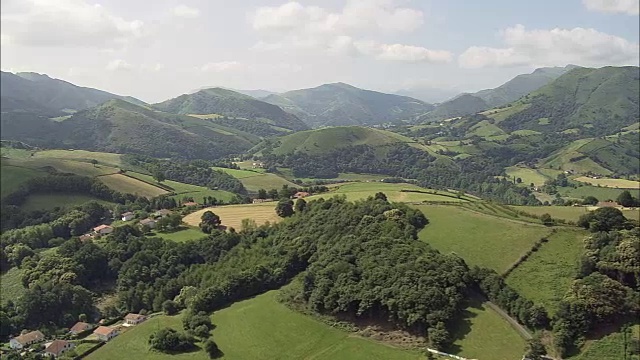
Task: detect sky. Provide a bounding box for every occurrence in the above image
[1,0,639,103]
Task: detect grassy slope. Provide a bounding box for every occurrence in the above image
[569,325,640,360]
[414,205,550,272]
[573,176,640,189]
[447,294,527,360]
[307,183,470,203]
[514,205,640,222]
[505,229,587,315]
[559,185,640,201]
[505,166,551,187]
[98,174,169,198]
[149,227,207,243]
[183,203,281,230]
[20,193,112,211]
[0,267,25,304]
[88,291,422,360]
[124,172,237,202]
[0,163,46,198]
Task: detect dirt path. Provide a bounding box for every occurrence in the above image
[485,301,532,340]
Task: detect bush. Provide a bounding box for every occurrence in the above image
[148,327,195,353]
[162,300,179,315]
[204,338,222,358]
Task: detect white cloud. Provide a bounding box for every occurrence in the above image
[358,42,453,63]
[1,0,145,48]
[200,61,242,72]
[251,0,423,34]
[141,63,165,72]
[106,59,133,71]
[172,5,200,18]
[459,24,639,68]
[583,0,639,15]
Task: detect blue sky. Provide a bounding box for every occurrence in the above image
[1,0,638,102]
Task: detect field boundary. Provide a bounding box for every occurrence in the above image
[484,301,532,340]
[502,230,555,277]
[120,172,174,192]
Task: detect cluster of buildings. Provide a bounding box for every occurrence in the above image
[7,313,148,357]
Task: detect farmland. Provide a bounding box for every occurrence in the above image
[20,193,111,211]
[505,166,551,187]
[88,291,423,360]
[447,294,527,360]
[505,229,587,314]
[0,267,26,304]
[514,205,640,222]
[213,166,298,192]
[183,203,281,230]
[559,185,640,201]
[573,176,640,189]
[307,182,471,203]
[0,163,46,198]
[125,172,237,202]
[150,227,207,243]
[98,174,169,198]
[568,324,640,360]
[414,205,551,272]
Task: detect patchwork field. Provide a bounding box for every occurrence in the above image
[184,203,281,230]
[88,291,423,360]
[20,193,111,212]
[0,164,46,198]
[98,174,169,198]
[447,295,527,360]
[505,229,587,315]
[514,205,640,222]
[573,176,640,189]
[414,205,551,272]
[559,185,640,201]
[126,172,237,202]
[308,182,471,203]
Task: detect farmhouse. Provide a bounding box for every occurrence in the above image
[139,218,157,229]
[9,330,45,349]
[293,192,310,199]
[124,313,147,326]
[79,234,94,242]
[182,201,198,207]
[597,201,620,208]
[93,326,119,342]
[252,198,273,204]
[69,321,92,335]
[93,224,113,235]
[44,340,74,358]
[121,212,135,221]
[154,209,172,218]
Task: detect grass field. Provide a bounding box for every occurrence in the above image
[0,164,46,198]
[213,167,262,179]
[505,229,587,315]
[0,267,26,304]
[447,294,527,360]
[505,166,551,187]
[414,205,551,272]
[307,183,470,203]
[183,203,281,230]
[515,205,640,222]
[236,172,298,192]
[150,227,207,242]
[126,172,237,202]
[559,185,640,201]
[32,149,123,167]
[99,174,169,198]
[20,193,111,211]
[570,325,640,360]
[89,291,422,360]
[573,177,640,189]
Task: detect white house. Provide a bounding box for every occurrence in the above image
[121,212,135,221]
[44,340,75,358]
[93,326,119,342]
[124,313,147,326]
[10,330,45,349]
[139,218,156,229]
[93,224,114,235]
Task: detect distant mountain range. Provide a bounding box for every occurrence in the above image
[262,82,434,128]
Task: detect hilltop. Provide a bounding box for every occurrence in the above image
[262,82,434,127]
[154,87,308,132]
[0,71,144,116]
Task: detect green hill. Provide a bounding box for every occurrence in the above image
[499,66,640,136]
[0,71,145,115]
[154,88,308,131]
[421,94,490,122]
[262,82,434,127]
[1,99,261,159]
[261,126,414,155]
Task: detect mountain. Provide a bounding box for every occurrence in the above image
[255,126,415,155]
[419,65,578,122]
[1,99,261,159]
[190,87,279,99]
[154,88,308,131]
[499,66,639,136]
[474,65,579,107]
[261,82,434,128]
[394,87,461,104]
[0,71,145,116]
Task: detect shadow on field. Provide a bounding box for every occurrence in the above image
[444,294,483,354]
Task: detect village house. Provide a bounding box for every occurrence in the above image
[9,330,45,349]
[597,201,620,208]
[93,326,119,342]
[124,313,147,326]
[182,201,198,207]
[293,191,310,199]
[154,209,172,218]
[121,212,135,221]
[44,340,75,358]
[69,322,92,335]
[93,224,114,235]
[79,234,94,242]
[139,218,156,229]
[252,198,273,204]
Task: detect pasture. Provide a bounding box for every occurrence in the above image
[505,229,587,315]
[150,227,207,243]
[512,205,640,222]
[505,166,550,187]
[0,164,46,198]
[0,267,26,304]
[98,174,169,198]
[573,176,640,189]
[559,185,640,201]
[126,172,237,202]
[183,203,281,230]
[32,149,123,167]
[212,167,261,179]
[569,325,640,360]
[414,205,551,272]
[447,295,527,360]
[235,172,298,192]
[20,193,111,212]
[307,182,470,203]
[88,291,422,360]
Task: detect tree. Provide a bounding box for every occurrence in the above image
[257,189,267,199]
[200,211,221,233]
[616,191,636,207]
[162,300,179,315]
[267,189,279,200]
[525,336,546,360]
[153,170,166,184]
[427,322,449,350]
[90,159,98,167]
[294,198,307,212]
[577,207,629,232]
[374,192,388,202]
[78,313,88,322]
[148,328,195,353]
[204,338,222,358]
[275,200,294,218]
[582,196,599,205]
[540,213,554,226]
